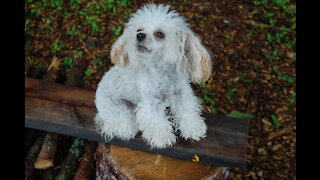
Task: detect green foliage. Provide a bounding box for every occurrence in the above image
[197,82,212,89]
[61,57,74,71]
[51,41,63,53]
[25,19,30,34]
[80,33,87,39]
[30,2,42,17]
[57,175,65,180]
[83,16,102,35]
[203,95,215,105]
[41,17,53,31]
[210,107,218,114]
[94,57,105,67]
[69,138,84,157]
[289,91,296,104]
[67,25,78,37]
[83,69,95,82]
[227,110,254,120]
[227,88,237,104]
[69,0,81,11]
[271,114,282,128]
[112,26,123,39]
[225,34,234,42]
[273,67,295,83]
[72,50,83,57]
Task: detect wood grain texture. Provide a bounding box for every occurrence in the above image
[108,145,228,180]
[25,77,249,168]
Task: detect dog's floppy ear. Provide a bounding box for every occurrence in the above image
[110,35,129,66]
[181,31,212,83]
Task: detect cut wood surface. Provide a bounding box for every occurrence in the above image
[108,144,229,180]
[25,77,249,168]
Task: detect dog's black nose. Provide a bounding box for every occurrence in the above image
[137,33,146,42]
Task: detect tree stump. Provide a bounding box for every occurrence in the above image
[96,143,229,180]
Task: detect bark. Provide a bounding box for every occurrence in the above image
[73,141,97,180]
[55,138,84,180]
[95,143,130,180]
[34,133,61,169]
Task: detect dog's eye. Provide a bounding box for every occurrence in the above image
[137,29,143,32]
[156,31,165,39]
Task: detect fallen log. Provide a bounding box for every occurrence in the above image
[73,140,97,180]
[34,133,61,169]
[25,77,249,168]
[55,138,84,180]
[25,132,46,180]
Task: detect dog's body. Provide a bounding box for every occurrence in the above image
[95,4,212,148]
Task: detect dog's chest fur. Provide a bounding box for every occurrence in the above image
[136,62,182,102]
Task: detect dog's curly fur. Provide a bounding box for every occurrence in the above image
[94,3,212,149]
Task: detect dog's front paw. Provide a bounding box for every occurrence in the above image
[179,117,207,141]
[142,129,177,149]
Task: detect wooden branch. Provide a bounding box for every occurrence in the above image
[267,127,293,141]
[25,77,249,168]
[34,133,61,169]
[55,138,84,180]
[73,141,97,180]
[25,132,46,180]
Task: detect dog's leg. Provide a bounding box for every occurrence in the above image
[171,84,207,141]
[94,98,138,141]
[135,99,176,149]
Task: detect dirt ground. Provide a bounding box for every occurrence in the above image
[25,0,296,179]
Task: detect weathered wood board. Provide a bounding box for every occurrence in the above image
[25,77,249,168]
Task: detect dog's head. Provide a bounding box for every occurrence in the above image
[110,3,212,83]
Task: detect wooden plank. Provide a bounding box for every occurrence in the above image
[25,77,249,168]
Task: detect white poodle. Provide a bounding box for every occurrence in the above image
[94,3,212,149]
